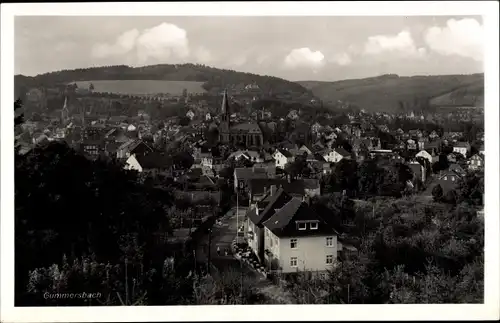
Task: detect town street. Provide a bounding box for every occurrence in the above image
[195,207,257,277]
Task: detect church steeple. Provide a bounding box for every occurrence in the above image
[61,96,69,124]
[221,89,230,123]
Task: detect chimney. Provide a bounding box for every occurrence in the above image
[287,174,292,183]
[270,184,277,196]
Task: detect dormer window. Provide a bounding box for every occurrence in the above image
[297,222,307,230]
[310,222,318,230]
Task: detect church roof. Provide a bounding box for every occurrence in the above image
[231,123,262,134]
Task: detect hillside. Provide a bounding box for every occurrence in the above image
[15,64,311,99]
[298,73,484,112]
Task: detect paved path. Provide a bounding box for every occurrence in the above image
[194,207,296,304]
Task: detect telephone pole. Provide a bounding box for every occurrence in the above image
[207,228,212,274]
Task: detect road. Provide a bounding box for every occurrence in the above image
[195,207,256,277]
[194,207,296,304]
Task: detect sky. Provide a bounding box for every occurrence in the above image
[15,15,484,82]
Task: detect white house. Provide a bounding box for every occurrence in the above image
[262,197,341,274]
[273,149,294,169]
[299,145,314,155]
[127,124,137,132]
[246,150,264,163]
[186,110,195,120]
[407,139,417,150]
[310,122,322,135]
[416,150,433,164]
[322,147,351,163]
[124,154,144,172]
[453,142,471,158]
[124,152,171,173]
[469,154,484,170]
[287,110,299,120]
[205,112,212,121]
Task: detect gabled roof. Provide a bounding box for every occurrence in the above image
[248,188,292,225]
[231,123,262,134]
[249,178,320,196]
[262,198,337,238]
[454,141,471,148]
[334,147,351,157]
[470,153,484,160]
[449,163,466,174]
[275,148,293,158]
[234,167,268,180]
[135,152,172,170]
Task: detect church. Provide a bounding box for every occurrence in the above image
[218,89,264,147]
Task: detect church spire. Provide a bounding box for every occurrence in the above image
[221,89,230,115]
[61,96,69,124]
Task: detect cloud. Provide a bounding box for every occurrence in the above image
[193,46,212,64]
[230,55,247,67]
[331,52,352,66]
[256,53,269,65]
[92,29,140,58]
[284,47,325,69]
[91,22,190,64]
[55,41,77,53]
[363,30,425,57]
[424,18,483,61]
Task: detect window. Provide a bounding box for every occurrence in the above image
[444,176,447,180]
[326,255,334,264]
[290,238,297,249]
[310,222,318,230]
[298,222,306,230]
[477,161,481,166]
[451,177,455,181]
[326,237,334,247]
[290,257,298,267]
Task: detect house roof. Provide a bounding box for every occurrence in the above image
[470,153,484,160]
[135,152,172,170]
[248,187,292,225]
[186,167,203,179]
[105,141,121,153]
[275,148,293,158]
[262,198,337,238]
[334,147,351,157]
[249,178,320,196]
[449,163,465,174]
[234,167,268,180]
[454,141,470,148]
[231,123,262,134]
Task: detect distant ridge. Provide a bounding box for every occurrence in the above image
[14,63,311,99]
[298,73,484,111]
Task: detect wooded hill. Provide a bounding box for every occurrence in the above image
[15,64,311,98]
[298,73,484,112]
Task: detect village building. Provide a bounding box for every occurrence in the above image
[218,89,264,147]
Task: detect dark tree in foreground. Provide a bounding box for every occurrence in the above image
[432,184,444,202]
[15,142,194,306]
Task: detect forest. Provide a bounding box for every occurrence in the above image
[14,63,311,99]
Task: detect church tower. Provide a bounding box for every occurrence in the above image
[221,89,230,123]
[219,89,231,143]
[61,96,69,125]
